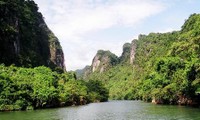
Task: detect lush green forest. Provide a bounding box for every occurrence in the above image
[0,0,200,112]
[84,13,200,106]
[0,0,108,111]
[0,65,108,111]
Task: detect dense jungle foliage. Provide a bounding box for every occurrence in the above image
[0,0,108,111]
[0,65,108,111]
[0,0,200,112]
[86,14,200,105]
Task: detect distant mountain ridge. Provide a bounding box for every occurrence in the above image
[76,41,136,79]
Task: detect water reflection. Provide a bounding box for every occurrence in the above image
[1,101,200,120]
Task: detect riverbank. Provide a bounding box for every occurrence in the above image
[151,94,200,107]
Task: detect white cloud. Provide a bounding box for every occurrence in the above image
[158,28,177,33]
[34,0,167,70]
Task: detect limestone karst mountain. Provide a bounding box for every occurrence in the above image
[0,0,65,70]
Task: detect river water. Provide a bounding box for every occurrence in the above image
[1,100,200,120]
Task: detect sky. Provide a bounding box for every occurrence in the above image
[34,0,200,70]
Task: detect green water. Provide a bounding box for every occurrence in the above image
[1,101,200,120]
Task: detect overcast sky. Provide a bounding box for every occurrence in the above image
[34,0,200,70]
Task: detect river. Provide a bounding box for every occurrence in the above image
[1,100,200,120]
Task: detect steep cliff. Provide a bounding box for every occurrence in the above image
[76,13,200,106]
[0,0,65,70]
[119,43,131,63]
[92,50,119,73]
[118,41,137,64]
[78,41,136,79]
[130,40,137,64]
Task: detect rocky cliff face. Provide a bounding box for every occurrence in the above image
[48,32,65,70]
[119,43,131,63]
[118,41,136,64]
[91,50,118,73]
[130,40,137,64]
[79,41,137,78]
[0,0,65,70]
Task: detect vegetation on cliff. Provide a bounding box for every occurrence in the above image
[81,13,200,106]
[1,0,200,111]
[0,64,108,111]
[0,0,108,111]
[91,50,119,73]
[0,0,65,70]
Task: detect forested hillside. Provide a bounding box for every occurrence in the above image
[0,0,109,111]
[0,65,108,111]
[1,0,200,111]
[82,13,200,106]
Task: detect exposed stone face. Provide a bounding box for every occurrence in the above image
[152,98,163,104]
[48,31,65,70]
[91,50,118,73]
[80,41,136,79]
[119,43,131,63]
[0,0,65,70]
[130,40,137,64]
[118,41,136,64]
[92,55,101,72]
